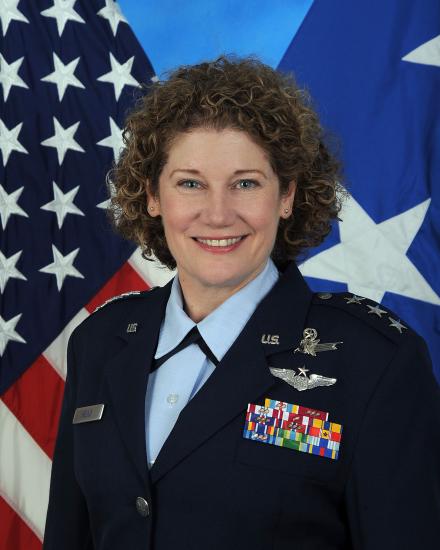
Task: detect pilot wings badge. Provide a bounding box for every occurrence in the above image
[294,328,342,356]
[269,366,337,392]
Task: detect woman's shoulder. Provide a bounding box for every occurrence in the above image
[306,292,436,398]
[71,286,163,343]
[308,291,425,351]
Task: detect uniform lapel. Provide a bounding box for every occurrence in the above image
[150,262,313,484]
[104,283,172,485]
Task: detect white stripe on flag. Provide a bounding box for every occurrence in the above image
[128,247,174,287]
[0,400,51,541]
[43,307,90,380]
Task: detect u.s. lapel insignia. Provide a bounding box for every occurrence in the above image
[269,366,337,392]
[261,334,280,345]
[294,328,342,356]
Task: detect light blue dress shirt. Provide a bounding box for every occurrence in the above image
[145,259,279,467]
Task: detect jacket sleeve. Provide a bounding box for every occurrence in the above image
[43,330,93,550]
[345,335,440,549]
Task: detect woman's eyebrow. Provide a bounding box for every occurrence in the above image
[169,168,267,178]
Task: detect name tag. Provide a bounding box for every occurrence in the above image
[73,404,105,424]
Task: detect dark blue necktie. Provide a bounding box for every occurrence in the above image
[152,326,219,371]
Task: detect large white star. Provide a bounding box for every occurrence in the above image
[39,244,84,291]
[402,35,440,68]
[0,54,28,100]
[0,184,28,229]
[97,52,138,101]
[299,195,439,305]
[41,181,84,228]
[97,116,123,160]
[0,0,29,36]
[40,0,85,37]
[0,313,26,356]
[0,250,26,292]
[0,119,28,166]
[41,117,84,165]
[41,53,85,101]
[97,0,127,36]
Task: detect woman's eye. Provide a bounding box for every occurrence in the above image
[179,180,200,189]
[236,179,258,189]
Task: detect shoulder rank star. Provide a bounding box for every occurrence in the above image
[269,366,337,391]
[344,294,365,305]
[294,328,342,356]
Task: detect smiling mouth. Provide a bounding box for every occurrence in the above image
[193,236,246,247]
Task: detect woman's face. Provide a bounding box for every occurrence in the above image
[148,128,295,294]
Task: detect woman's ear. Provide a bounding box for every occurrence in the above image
[280,180,296,219]
[146,179,161,217]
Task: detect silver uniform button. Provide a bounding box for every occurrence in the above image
[317,292,332,300]
[136,496,150,517]
[167,393,179,405]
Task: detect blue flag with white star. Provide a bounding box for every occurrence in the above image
[279,0,440,381]
[0,0,154,393]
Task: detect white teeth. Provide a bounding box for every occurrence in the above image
[197,237,242,247]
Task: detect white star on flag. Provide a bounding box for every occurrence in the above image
[97,0,127,36]
[0,250,26,293]
[0,54,28,101]
[97,116,124,160]
[0,184,28,229]
[0,313,26,356]
[41,0,85,37]
[41,181,84,228]
[97,181,116,210]
[0,119,28,166]
[41,53,85,101]
[299,195,440,306]
[97,52,139,101]
[402,34,440,68]
[39,244,84,291]
[41,117,85,165]
[0,0,29,36]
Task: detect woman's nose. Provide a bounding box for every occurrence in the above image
[200,189,235,227]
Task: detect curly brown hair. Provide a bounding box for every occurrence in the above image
[109,54,345,270]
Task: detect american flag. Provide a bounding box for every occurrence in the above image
[0,1,171,547]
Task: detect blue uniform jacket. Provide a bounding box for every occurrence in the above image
[43,262,440,550]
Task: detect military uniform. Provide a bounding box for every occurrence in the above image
[43,262,440,550]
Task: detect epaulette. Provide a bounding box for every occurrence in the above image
[312,291,412,345]
[93,289,153,313]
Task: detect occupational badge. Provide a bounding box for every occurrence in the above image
[294,328,342,356]
[269,366,337,392]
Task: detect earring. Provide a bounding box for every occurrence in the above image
[284,209,289,214]
[149,206,154,212]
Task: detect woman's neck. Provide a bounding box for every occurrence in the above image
[178,266,267,323]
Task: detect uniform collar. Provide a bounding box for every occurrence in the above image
[155,259,279,361]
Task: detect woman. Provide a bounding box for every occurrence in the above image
[43,55,440,549]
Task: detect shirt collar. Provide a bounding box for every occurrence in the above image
[155,259,279,361]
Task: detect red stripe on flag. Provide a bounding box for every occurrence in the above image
[0,496,42,550]
[86,261,150,313]
[1,356,64,459]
